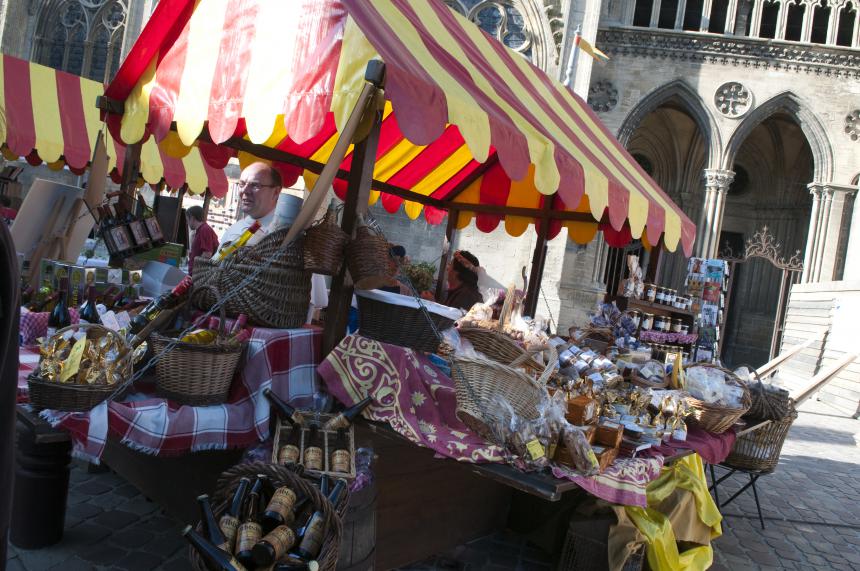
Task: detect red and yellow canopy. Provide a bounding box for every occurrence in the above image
[0,54,227,197]
[105,0,695,254]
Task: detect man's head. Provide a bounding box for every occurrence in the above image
[237,163,282,219]
[187,205,205,231]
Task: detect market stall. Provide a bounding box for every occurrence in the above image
[9,1,794,570]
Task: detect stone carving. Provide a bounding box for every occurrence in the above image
[703,169,735,190]
[714,82,752,117]
[597,27,860,79]
[845,109,860,142]
[587,80,619,112]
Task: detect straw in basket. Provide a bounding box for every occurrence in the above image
[151,286,245,406]
[27,323,132,412]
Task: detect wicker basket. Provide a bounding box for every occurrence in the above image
[27,323,131,412]
[450,352,553,443]
[151,289,245,406]
[304,206,348,275]
[685,363,751,434]
[457,326,544,375]
[356,292,457,353]
[192,226,311,329]
[346,221,390,290]
[558,513,645,571]
[190,462,346,571]
[724,406,798,473]
[629,361,669,389]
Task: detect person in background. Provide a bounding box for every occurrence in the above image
[422,250,483,311]
[0,196,17,225]
[380,244,410,295]
[186,205,219,275]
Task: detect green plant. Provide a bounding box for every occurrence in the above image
[400,261,436,293]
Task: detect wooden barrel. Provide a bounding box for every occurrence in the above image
[337,482,377,570]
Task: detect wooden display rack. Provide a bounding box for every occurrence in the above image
[271,411,357,480]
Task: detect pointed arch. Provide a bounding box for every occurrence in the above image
[617,79,722,168]
[723,91,833,182]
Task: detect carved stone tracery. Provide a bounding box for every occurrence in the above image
[845,109,860,142]
[719,226,804,271]
[587,80,619,112]
[714,82,752,117]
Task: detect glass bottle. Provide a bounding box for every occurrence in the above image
[263,388,305,427]
[79,285,101,325]
[128,275,192,335]
[197,494,230,552]
[47,277,71,338]
[330,429,351,474]
[323,396,373,431]
[252,524,297,567]
[141,200,165,247]
[211,220,262,263]
[294,510,326,561]
[118,200,151,251]
[235,478,264,567]
[278,423,302,466]
[181,525,245,571]
[303,424,323,471]
[218,477,250,552]
[262,486,298,531]
[97,206,119,256]
[105,205,135,258]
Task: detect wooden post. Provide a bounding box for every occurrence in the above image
[435,210,458,301]
[322,65,386,356]
[523,197,554,317]
[645,236,663,283]
[171,185,187,243]
[202,189,212,219]
[109,142,142,267]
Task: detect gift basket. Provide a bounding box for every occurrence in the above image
[684,363,751,433]
[303,201,348,276]
[355,289,462,353]
[192,226,311,329]
[151,288,247,406]
[345,218,390,290]
[457,325,545,375]
[190,462,346,571]
[27,323,133,412]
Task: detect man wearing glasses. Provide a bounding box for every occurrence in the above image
[219,162,284,248]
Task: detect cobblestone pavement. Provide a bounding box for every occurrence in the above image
[6,398,859,570]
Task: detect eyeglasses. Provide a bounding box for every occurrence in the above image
[234,180,278,193]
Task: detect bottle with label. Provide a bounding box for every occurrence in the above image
[327,479,347,507]
[263,388,305,427]
[330,429,351,474]
[97,206,120,256]
[119,201,151,252]
[278,423,302,466]
[181,525,245,571]
[180,328,219,345]
[47,277,71,338]
[252,523,297,567]
[303,425,324,471]
[197,494,230,552]
[79,285,101,325]
[294,509,326,561]
[235,478,264,567]
[128,275,193,336]
[323,396,373,431]
[261,486,298,531]
[211,221,262,263]
[218,477,250,552]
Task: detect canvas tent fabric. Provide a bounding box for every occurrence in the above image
[104,0,695,255]
[0,54,227,197]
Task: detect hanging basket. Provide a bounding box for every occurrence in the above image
[304,207,349,276]
[192,227,311,329]
[346,222,390,290]
[457,326,545,375]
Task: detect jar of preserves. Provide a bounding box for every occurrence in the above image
[641,313,654,330]
[653,315,665,331]
[629,310,641,328]
[671,318,682,333]
[645,283,657,302]
[664,289,675,306]
[680,323,690,334]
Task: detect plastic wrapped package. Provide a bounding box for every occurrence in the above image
[686,367,744,407]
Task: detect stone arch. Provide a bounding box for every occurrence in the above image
[723,91,834,182]
[617,79,722,168]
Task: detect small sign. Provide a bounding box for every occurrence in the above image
[60,336,87,383]
[526,438,545,460]
[100,311,120,331]
[115,311,131,330]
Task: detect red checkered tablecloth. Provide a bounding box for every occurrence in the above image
[19,325,322,462]
[20,308,81,345]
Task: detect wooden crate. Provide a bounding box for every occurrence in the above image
[271,411,357,480]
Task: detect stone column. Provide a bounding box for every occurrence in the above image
[725,0,740,33]
[826,6,840,44]
[674,0,687,29]
[696,169,735,259]
[815,184,857,281]
[650,0,663,28]
[800,3,815,43]
[749,0,765,37]
[812,188,834,281]
[775,1,788,40]
[701,0,714,31]
[801,184,822,283]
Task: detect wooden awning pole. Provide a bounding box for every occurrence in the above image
[435,210,458,301]
[523,197,553,317]
[792,353,858,406]
[755,337,816,379]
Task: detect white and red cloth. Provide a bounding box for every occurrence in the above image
[18,325,322,462]
[19,308,81,345]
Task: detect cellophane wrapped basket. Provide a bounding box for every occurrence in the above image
[190,462,347,571]
[27,323,131,412]
[685,363,751,434]
[192,227,311,329]
[457,325,545,375]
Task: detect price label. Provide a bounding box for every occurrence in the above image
[100,311,120,331]
[60,336,87,383]
[525,438,545,461]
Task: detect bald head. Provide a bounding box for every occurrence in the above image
[238,162,282,219]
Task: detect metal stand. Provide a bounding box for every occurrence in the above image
[708,463,766,530]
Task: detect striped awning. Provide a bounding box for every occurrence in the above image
[0,54,228,197]
[104,0,695,254]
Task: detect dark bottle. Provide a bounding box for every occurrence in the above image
[330,429,351,474]
[252,524,297,567]
[274,555,319,570]
[181,525,246,571]
[323,396,373,430]
[104,288,127,311]
[128,275,192,335]
[278,424,302,466]
[30,292,58,313]
[327,479,347,507]
[198,494,230,552]
[262,486,297,531]
[319,475,330,497]
[263,388,305,427]
[79,285,101,325]
[303,424,323,471]
[20,283,34,306]
[294,509,326,561]
[218,477,250,551]
[235,478,264,567]
[47,277,71,337]
[121,201,152,251]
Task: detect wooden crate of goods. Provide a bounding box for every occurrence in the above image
[272,411,358,481]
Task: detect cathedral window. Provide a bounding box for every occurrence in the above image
[708,0,731,32]
[810,1,831,43]
[784,2,805,41]
[659,0,682,28]
[759,1,781,37]
[836,1,857,46]
[683,0,706,30]
[633,0,654,27]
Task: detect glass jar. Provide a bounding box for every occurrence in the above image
[645,283,656,302]
[653,315,665,331]
[671,318,682,333]
[629,310,641,328]
[655,287,665,304]
[680,323,690,334]
[664,289,675,306]
[641,313,654,330]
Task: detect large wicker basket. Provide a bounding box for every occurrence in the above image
[346,222,390,290]
[190,462,346,571]
[450,351,553,443]
[27,323,131,412]
[724,407,798,473]
[685,363,751,434]
[356,290,460,353]
[304,206,348,276]
[457,326,544,375]
[151,290,245,406]
[192,226,311,329]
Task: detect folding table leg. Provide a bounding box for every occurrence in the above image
[750,474,765,530]
[708,464,721,508]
